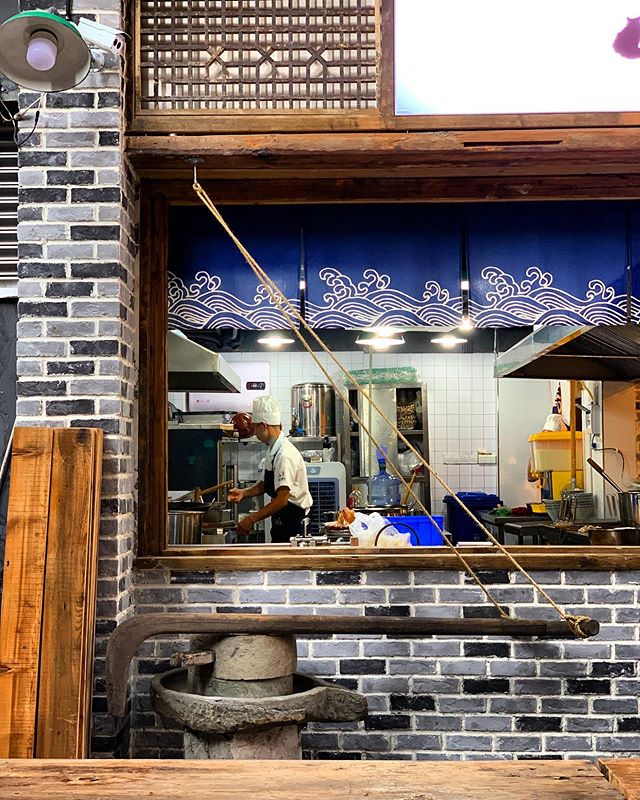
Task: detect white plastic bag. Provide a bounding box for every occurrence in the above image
[347,512,411,548]
[348,512,387,547]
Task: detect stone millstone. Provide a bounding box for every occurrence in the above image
[151,669,368,735]
[211,634,297,681]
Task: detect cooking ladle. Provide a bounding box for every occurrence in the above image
[586,457,623,492]
[175,479,234,503]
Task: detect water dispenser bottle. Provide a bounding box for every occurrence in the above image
[370,448,401,507]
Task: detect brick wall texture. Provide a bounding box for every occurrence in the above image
[131,567,640,761]
[13,0,640,765]
[16,0,137,756]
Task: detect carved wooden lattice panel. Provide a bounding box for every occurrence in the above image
[138,0,377,111]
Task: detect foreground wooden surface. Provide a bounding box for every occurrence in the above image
[600,760,640,800]
[0,759,623,799]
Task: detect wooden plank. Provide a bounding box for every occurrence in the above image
[77,429,103,757]
[136,546,640,572]
[0,428,54,758]
[35,428,102,758]
[600,759,640,800]
[0,759,624,799]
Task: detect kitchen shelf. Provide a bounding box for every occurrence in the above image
[338,382,431,511]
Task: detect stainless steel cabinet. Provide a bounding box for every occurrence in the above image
[336,383,431,511]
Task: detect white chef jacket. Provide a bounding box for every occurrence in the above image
[264,432,313,511]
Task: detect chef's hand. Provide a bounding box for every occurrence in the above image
[236,514,256,535]
[228,487,245,504]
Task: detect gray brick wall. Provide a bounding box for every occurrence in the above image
[16,0,137,758]
[131,568,640,761]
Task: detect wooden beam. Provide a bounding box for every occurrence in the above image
[133,175,640,204]
[106,612,599,717]
[135,546,640,572]
[125,128,640,175]
[137,190,168,557]
[0,758,623,800]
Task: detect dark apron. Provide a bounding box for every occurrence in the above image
[264,467,307,542]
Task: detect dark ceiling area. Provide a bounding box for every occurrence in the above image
[184,327,533,355]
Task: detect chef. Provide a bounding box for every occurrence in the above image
[228,395,313,542]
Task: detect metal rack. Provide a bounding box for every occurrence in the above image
[336,383,431,511]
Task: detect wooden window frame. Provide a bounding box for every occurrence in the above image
[136,180,640,571]
[127,0,382,135]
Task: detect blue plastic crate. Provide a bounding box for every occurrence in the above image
[443,492,501,544]
[383,515,445,546]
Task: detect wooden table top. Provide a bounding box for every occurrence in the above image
[0,759,624,800]
[599,760,640,800]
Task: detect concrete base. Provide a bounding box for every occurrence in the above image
[184,724,301,759]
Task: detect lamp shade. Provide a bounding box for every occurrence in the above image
[0,11,90,91]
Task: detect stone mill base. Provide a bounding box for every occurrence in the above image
[184,724,301,759]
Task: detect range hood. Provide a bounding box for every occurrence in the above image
[494,324,640,380]
[167,331,242,392]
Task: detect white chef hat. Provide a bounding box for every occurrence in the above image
[252,395,281,426]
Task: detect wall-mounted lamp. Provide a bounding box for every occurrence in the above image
[257,332,295,348]
[431,334,467,348]
[355,329,405,351]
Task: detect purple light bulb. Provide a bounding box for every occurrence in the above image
[26,35,58,71]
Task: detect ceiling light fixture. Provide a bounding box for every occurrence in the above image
[355,330,405,350]
[431,334,467,348]
[458,316,475,331]
[257,332,295,348]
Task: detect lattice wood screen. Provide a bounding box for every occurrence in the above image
[138,0,377,111]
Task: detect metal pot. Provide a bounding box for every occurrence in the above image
[167,500,228,545]
[168,503,206,545]
[618,492,640,528]
[590,527,640,546]
[291,383,335,436]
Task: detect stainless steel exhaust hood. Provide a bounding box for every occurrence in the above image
[494,324,640,380]
[168,330,242,392]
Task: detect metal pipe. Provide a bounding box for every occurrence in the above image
[106,612,599,717]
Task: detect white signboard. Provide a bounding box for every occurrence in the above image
[395,0,640,116]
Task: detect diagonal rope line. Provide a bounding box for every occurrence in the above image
[192,180,589,637]
[192,185,507,616]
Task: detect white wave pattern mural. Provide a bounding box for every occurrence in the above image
[168,270,299,329]
[168,266,637,329]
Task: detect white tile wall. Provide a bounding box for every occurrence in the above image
[224,350,499,513]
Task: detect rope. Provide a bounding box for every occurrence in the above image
[192,179,589,638]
